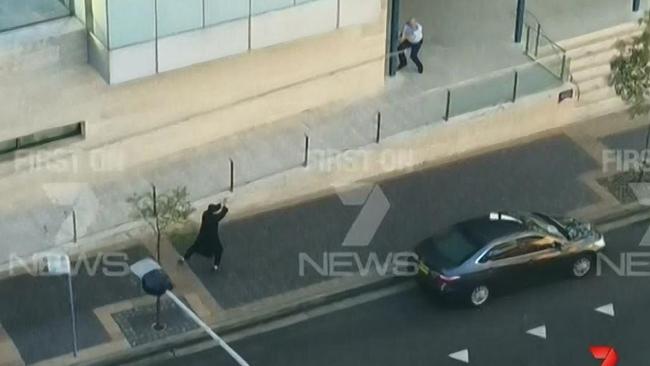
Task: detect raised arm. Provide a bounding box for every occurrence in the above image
[214,205,229,221]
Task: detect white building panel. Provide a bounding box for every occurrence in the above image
[338,0,381,28]
[251,0,337,49]
[109,41,156,84]
[157,19,249,73]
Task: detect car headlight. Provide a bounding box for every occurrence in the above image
[594,236,605,248]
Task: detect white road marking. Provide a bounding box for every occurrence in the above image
[526,325,547,339]
[595,303,615,317]
[449,349,469,364]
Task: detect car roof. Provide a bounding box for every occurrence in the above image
[457,213,528,245]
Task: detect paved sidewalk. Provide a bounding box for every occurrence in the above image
[0,57,563,267]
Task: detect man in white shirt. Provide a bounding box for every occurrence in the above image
[397,18,424,74]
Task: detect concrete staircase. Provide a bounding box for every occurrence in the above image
[558,22,643,118]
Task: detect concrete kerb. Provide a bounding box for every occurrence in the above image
[74,275,405,366]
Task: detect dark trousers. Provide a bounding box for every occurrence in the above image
[184,243,223,266]
[397,40,423,73]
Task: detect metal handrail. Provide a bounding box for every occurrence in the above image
[521,10,576,84]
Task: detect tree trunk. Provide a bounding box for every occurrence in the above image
[152,185,161,262]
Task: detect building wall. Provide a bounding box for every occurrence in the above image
[0,0,387,173]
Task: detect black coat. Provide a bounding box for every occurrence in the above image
[193,204,228,257]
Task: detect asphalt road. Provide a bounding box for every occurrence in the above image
[158,218,650,366]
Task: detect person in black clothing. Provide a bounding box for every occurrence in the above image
[179,202,229,271]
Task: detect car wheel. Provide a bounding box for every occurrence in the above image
[469,285,490,307]
[571,255,593,278]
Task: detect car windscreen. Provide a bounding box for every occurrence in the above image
[533,213,569,239]
[419,227,483,269]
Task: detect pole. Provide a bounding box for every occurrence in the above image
[443,89,451,121]
[154,296,162,330]
[303,134,309,167]
[524,25,531,54]
[152,185,160,263]
[512,71,519,102]
[152,184,163,330]
[388,0,401,76]
[67,272,78,357]
[534,23,541,57]
[229,159,234,192]
[514,0,526,43]
[72,209,77,243]
[166,291,250,366]
[376,112,382,143]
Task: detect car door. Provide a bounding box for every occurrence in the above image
[516,235,563,282]
[479,240,530,292]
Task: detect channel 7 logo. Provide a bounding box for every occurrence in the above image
[590,346,618,366]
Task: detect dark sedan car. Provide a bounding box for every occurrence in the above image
[415,212,605,306]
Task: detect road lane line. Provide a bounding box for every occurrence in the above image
[595,303,615,317]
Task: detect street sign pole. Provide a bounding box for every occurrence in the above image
[166,291,250,366]
[45,253,78,357]
[67,271,78,357]
[130,258,250,366]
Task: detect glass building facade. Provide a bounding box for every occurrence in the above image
[85,0,322,50]
[0,0,73,31]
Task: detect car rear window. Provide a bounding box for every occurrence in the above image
[426,227,482,268]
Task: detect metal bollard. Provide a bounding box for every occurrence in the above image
[303,134,310,167]
[229,159,234,192]
[376,112,382,143]
[72,209,77,243]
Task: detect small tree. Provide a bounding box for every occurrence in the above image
[610,11,650,181]
[127,184,195,330]
[127,185,195,261]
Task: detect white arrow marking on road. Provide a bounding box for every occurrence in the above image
[449,349,469,364]
[526,325,547,339]
[595,303,615,317]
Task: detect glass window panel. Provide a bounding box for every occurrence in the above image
[0,0,70,31]
[157,0,203,37]
[251,0,293,15]
[107,0,155,49]
[205,0,249,25]
[91,0,108,46]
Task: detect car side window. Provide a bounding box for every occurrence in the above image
[485,242,521,261]
[516,236,556,255]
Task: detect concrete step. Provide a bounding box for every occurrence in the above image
[572,63,611,83]
[565,29,641,60]
[0,17,86,75]
[570,47,618,72]
[558,21,641,51]
[580,86,616,104]
[576,75,609,95]
[575,95,628,120]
